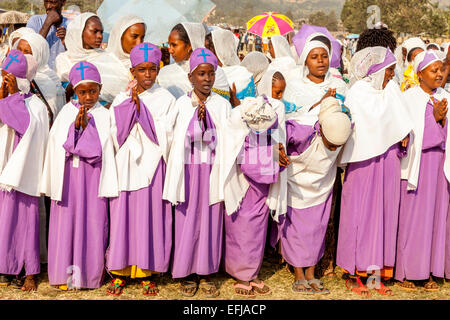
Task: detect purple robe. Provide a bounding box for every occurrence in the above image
[272,121,333,267]
[171,108,224,279]
[0,93,40,276]
[106,98,172,273]
[395,102,449,281]
[224,121,280,282]
[336,125,406,275]
[48,111,108,289]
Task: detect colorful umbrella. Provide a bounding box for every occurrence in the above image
[246,12,293,38]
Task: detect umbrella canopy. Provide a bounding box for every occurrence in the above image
[246,12,293,38]
[292,24,342,69]
[0,11,30,25]
[97,0,215,45]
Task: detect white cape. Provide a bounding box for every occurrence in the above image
[40,101,119,201]
[0,95,49,197]
[401,86,450,190]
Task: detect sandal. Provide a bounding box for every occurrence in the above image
[292,279,314,295]
[233,282,256,297]
[345,278,371,298]
[21,276,37,292]
[308,279,330,295]
[250,281,271,295]
[424,280,440,292]
[142,280,159,296]
[9,277,24,290]
[0,275,11,287]
[395,280,417,291]
[106,278,126,297]
[180,280,198,297]
[374,282,393,296]
[199,280,220,298]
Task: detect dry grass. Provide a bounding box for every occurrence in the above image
[1,256,449,301]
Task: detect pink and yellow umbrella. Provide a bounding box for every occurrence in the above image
[246,12,294,37]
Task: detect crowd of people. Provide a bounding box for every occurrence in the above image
[0,0,450,299]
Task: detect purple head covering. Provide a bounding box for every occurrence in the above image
[190,48,218,73]
[1,49,27,79]
[367,48,396,76]
[292,24,341,68]
[413,50,441,74]
[69,61,102,88]
[130,42,162,67]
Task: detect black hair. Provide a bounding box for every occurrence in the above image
[427,43,439,51]
[356,28,397,53]
[311,35,331,50]
[171,23,190,45]
[272,71,285,83]
[407,47,423,63]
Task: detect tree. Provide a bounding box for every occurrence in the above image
[308,10,339,31]
[341,0,376,34]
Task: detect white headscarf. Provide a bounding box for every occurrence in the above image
[318,97,351,146]
[240,51,269,85]
[211,28,240,67]
[15,32,65,116]
[402,37,426,62]
[283,40,348,124]
[181,22,206,52]
[106,14,146,70]
[8,27,35,49]
[240,95,277,131]
[268,35,298,78]
[63,12,104,62]
[257,69,277,98]
[349,46,396,90]
[271,35,294,59]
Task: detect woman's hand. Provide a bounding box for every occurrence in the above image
[3,73,19,95]
[229,83,241,107]
[432,97,448,126]
[75,105,91,130]
[277,143,291,168]
[310,88,336,111]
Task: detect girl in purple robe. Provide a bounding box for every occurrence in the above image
[222,95,289,297]
[272,97,351,295]
[105,43,175,297]
[163,48,231,298]
[0,51,49,292]
[42,61,118,290]
[396,50,450,292]
[337,47,412,297]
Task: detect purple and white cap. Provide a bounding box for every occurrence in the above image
[69,61,102,89]
[413,50,441,74]
[366,48,396,76]
[1,49,27,79]
[190,48,218,73]
[130,42,162,68]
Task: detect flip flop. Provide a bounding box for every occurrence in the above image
[233,282,256,298]
[308,279,330,295]
[345,278,371,298]
[180,280,198,297]
[106,278,126,297]
[292,280,314,295]
[374,282,394,296]
[250,281,271,295]
[142,280,159,296]
[199,280,220,298]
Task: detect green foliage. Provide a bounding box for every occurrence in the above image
[341,0,449,37]
[308,10,339,31]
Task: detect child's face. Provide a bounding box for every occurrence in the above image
[82,17,103,50]
[188,64,215,96]
[17,40,33,55]
[131,62,159,91]
[306,47,329,79]
[382,65,396,89]
[168,30,191,63]
[272,78,286,100]
[121,23,146,54]
[74,82,101,109]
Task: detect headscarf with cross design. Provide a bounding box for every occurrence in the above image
[189,48,218,73]
[130,42,162,68]
[69,61,102,89]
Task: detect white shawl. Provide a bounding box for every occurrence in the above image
[222,97,287,221]
[157,61,191,99]
[110,85,176,193]
[40,101,119,201]
[401,86,450,190]
[340,80,413,164]
[162,93,231,206]
[0,95,49,197]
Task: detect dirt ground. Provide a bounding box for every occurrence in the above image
[1,255,449,301]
